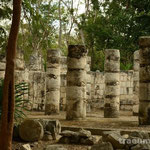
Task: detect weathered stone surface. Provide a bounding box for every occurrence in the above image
[90,142,114,150]
[44,145,67,150]
[80,136,97,145]
[59,137,71,144]
[60,130,79,137]
[104,49,120,118]
[20,144,32,150]
[28,71,46,111]
[36,119,61,140]
[42,134,53,141]
[28,52,43,71]
[129,131,149,139]
[68,45,87,58]
[131,144,150,150]
[66,45,87,120]
[103,132,125,149]
[46,49,60,115]
[67,70,86,86]
[105,85,120,96]
[78,129,91,137]
[59,129,96,145]
[19,119,44,142]
[133,105,139,115]
[105,73,120,83]
[139,36,150,125]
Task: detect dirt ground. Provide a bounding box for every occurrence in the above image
[13,140,90,150]
[27,110,150,131]
[13,110,150,150]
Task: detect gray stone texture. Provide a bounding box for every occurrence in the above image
[104,49,120,118]
[139,36,150,125]
[133,50,139,115]
[19,119,44,142]
[45,49,61,115]
[66,45,87,120]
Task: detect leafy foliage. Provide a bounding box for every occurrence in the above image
[0,0,12,53]
[0,79,30,121]
[79,0,150,71]
[1,0,150,71]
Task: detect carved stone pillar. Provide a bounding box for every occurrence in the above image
[139,36,150,125]
[104,49,120,118]
[66,45,87,120]
[45,50,60,115]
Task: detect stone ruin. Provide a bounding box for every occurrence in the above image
[0,36,150,124]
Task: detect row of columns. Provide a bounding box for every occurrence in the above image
[45,47,121,119]
[45,36,150,125]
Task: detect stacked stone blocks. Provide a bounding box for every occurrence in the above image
[139,36,150,125]
[66,45,87,120]
[104,49,120,118]
[45,50,60,115]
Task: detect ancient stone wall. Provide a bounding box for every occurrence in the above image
[89,71,105,111]
[120,71,134,111]
[0,51,46,111]
[0,49,138,113]
[28,53,46,111]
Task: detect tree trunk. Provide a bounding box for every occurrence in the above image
[58,0,62,49]
[0,0,22,150]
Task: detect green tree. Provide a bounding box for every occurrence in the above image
[80,0,150,71]
[0,0,22,149]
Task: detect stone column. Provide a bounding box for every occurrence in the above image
[86,57,92,112]
[0,57,6,78]
[66,45,87,120]
[45,49,60,115]
[104,49,120,118]
[15,50,25,83]
[139,36,150,125]
[133,50,139,115]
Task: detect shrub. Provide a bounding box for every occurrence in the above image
[0,78,30,121]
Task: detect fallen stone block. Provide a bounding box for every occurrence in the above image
[19,119,44,142]
[80,136,97,145]
[20,144,32,150]
[60,130,78,137]
[59,137,71,144]
[37,119,61,140]
[129,131,149,139]
[78,128,91,137]
[131,144,150,150]
[44,145,67,150]
[103,132,126,149]
[91,142,114,150]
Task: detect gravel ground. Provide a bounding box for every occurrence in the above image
[13,140,91,150]
[26,110,150,131]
